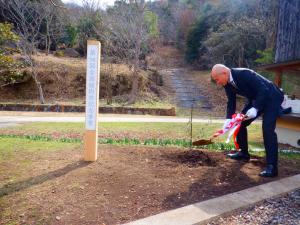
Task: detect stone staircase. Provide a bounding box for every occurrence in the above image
[161,68,212,110]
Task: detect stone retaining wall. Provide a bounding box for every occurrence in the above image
[0,103,176,116]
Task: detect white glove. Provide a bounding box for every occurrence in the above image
[245,107,258,119]
[222,119,231,130]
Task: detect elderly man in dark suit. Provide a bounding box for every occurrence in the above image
[211,64,284,177]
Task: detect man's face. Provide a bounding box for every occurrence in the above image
[211,72,228,86]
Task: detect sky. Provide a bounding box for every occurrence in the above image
[61,0,115,9]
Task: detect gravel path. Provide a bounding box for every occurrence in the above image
[207,189,300,225]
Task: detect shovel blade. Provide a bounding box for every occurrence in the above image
[192,139,213,146]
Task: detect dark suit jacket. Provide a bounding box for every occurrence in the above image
[224,68,284,119]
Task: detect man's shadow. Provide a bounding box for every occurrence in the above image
[0,160,92,197]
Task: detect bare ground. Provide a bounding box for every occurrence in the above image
[1,145,300,225]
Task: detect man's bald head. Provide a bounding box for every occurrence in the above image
[211,64,229,76]
[211,64,230,86]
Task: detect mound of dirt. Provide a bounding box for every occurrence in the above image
[163,149,216,167]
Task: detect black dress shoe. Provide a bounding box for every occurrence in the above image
[226,151,250,162]
[259,164,278,177]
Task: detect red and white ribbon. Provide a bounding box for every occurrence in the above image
[212,113,245,149]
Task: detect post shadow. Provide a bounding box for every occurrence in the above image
[0,160,92,197]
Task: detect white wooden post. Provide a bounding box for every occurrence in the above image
[84,40,101,161]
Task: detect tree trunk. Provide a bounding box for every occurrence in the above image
[47,36,51,55]
[29,55,45,104]
[128,7,143,104]
[45,22,51,55]
[238,44,244,67]
[275,0,300,62]
[36,79,45,104]
[128,67,139,104]
[32,69,45,104]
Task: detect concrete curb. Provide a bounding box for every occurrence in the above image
[124,174,300,225]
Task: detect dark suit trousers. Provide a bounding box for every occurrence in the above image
[237,100,281,167]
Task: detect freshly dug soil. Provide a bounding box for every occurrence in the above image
[1,145,299,225]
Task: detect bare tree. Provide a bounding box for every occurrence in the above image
[257,0,278,49]
[99,0,148,104]
[49,0,66,8]
[78,0,104,55]
[41,3,65,55]
[0,0,50,103]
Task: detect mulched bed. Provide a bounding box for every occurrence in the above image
[1,145,300,225]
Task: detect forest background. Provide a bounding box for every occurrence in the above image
[0,0,297,108]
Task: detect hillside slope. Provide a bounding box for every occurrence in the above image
[0,53,168,107]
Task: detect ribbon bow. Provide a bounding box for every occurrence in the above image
[212,113,245,149]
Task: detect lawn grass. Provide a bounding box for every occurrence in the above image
[0,122,263,142]
[1,122,296,161]
[0,121,266,155]
[0,135,298,163]
[8,121,297,155]
[15,122,85,134]
[249,149,300,160]
[0,137,81,161]
[0,137,81,189]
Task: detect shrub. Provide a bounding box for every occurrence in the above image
[0,22,25,87]
[54,50,65,57]
[255,48,274,65]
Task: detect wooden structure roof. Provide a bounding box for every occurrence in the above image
[256,59,300,87]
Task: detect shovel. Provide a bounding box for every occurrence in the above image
[192,135,217,146]
[192,115,248,146]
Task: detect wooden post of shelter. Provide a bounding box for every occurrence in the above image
[256,60,300,148]
[274,69,282,87]
[84,40,101,161]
